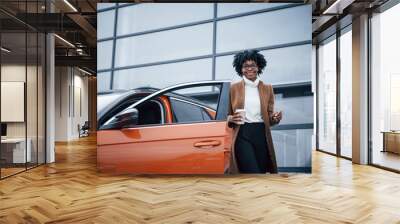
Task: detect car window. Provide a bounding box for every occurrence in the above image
[166,84,220,124]
[100,83,226,129]
[170,98,212,123]
[101,98,164,129]
[171,85,220,111]
[136,100,164,125]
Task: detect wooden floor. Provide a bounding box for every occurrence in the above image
[0,167,26,178]
[1,135,400,224]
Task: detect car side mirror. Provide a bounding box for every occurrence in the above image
[109,108,139,129]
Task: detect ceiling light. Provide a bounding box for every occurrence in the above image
[78,67,93,76]
[63,0,78,12]
[1,47,11,53]
[54,34,75,48]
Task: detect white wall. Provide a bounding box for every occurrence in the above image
[1,63,46,164]
[1,65,35,138]
[1,65,26,137]
[55,67,89,141]
[55,66,69,141]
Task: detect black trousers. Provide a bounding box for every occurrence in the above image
[235,122,269,173]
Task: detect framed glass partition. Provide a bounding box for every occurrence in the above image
[1,31,28,177]
[0,1,46,179]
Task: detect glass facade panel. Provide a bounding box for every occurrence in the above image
[97,3,116,10]
[273,129,312,167]
[97,72,111,92]
[215,44,311,84]
[113,58,212,90]
[115,23,213,68]
[117,3,213,36]
[98,10,115,39]
[217,3,292,17]
[216,5,310,53]
[274,95,313,125]
[97,41,113,70]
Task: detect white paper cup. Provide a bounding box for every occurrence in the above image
[235,109,246,125]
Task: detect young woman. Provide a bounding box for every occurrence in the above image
[227,50,282,174]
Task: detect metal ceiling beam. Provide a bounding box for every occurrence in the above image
[312,15,335,33]
[13,13,81,32]
[55,55,96,70]
[67,13,97,46]
[322,0,356,14]
[52,0,97,47]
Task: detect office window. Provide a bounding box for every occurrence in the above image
[113,58,212,90]
[371,3,400,171]
[97,41,113,70]
[98,10,115,39]
[318,35,337,154]
[117,3,213,36]
[216,5,310,53]
[339,27,352,158]
[217,3,292,17]
[115,23,213,68]
[215,44,311,84]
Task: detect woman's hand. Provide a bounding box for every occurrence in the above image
[271,111,282,124]
[227,112,243,125]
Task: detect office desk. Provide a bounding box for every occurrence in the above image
[1,138,31,164]
[382,131,400,154]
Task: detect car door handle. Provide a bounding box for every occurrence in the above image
[193,140,221,148]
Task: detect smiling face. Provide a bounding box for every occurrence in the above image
[241,60,259,81]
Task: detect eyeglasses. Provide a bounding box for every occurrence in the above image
[242,64,258,70]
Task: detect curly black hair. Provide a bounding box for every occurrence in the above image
[232,50,267,76]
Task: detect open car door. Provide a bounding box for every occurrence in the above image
[97,81,232,174]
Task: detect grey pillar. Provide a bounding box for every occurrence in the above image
[46,1,55,163]
[352,14,369,164]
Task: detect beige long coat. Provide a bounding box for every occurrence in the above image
[228,80,279,174]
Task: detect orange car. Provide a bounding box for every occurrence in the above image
[97,81,233,174]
